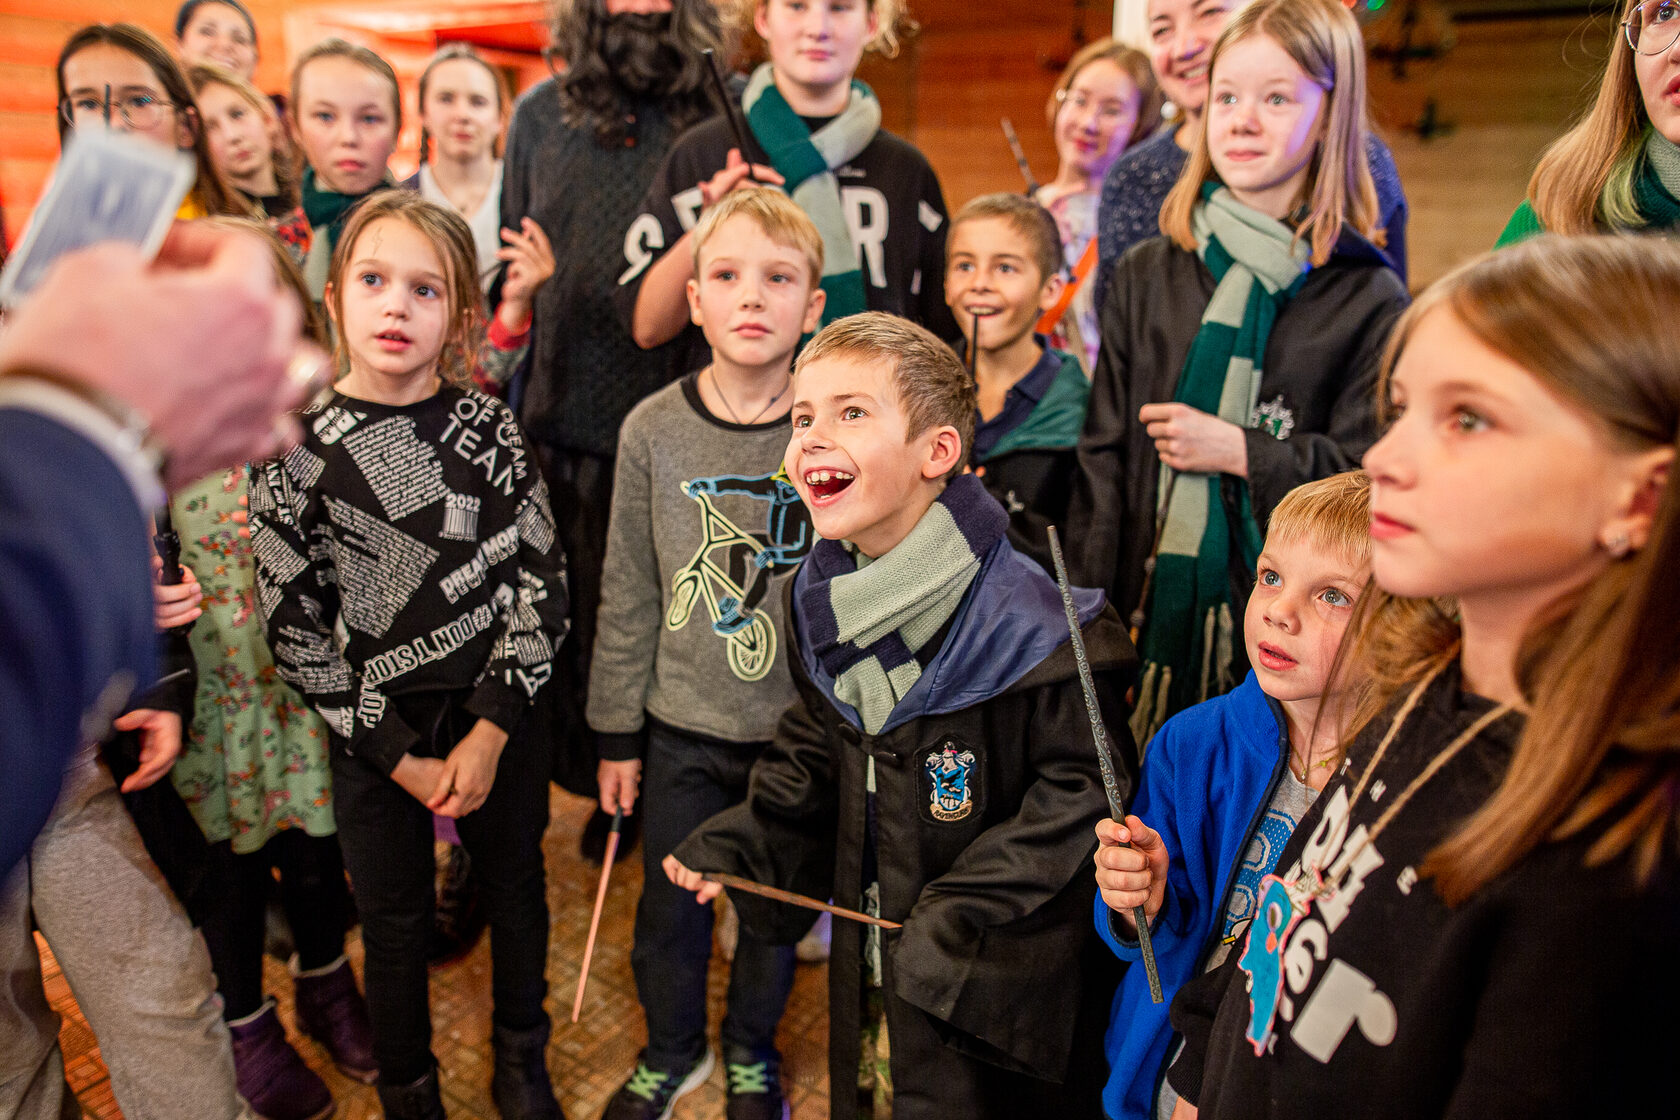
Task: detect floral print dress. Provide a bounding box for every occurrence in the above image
[169,466,335,852]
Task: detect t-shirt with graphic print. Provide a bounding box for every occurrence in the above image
[250,386,569,776]
[1209,766,1318,972]
[614,114,960,372]
[586,373,816,759]
[1166,664,1680,1118]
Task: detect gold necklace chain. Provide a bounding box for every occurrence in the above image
[1303,666,1514,902]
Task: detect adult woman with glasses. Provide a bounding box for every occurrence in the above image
[57,23,248,220]
[1497,0,1680,242]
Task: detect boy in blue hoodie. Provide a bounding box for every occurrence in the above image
[666,312,1134,1119]
[1092,471,1371,1120]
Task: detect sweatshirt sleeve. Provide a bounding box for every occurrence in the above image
[613,128,714,338]
[1165,939,1245,1106]
[1066,256,1137,597]
[1242,268,1408,520]
[464,413,569,734]
[913,156,961,341]
[250,447,420,773]
[585,410,661,759]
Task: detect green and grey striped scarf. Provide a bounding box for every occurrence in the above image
[1131,185,1310,747]
[743,64,878,323]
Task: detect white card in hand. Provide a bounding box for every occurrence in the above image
[0,128,195,308]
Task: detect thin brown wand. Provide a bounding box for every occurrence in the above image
[571,807,623,1023]
[703,873,902,930]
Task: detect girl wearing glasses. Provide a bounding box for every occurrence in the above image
[1497,0,1680,242]
[1036,38,1163,371]
[55,23,247,221]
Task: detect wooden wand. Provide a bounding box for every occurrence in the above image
[1045,526,1164,1003]
[1000,117,1042,197]
[571,807,623,1023]
[704,872,902,931]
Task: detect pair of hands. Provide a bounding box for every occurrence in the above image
[1094,814,1170,937]
[1140,403,1248,477]
[391,718,509,818]
[494,218,556,332]
[597,758,720,904]
[0,222,329,490]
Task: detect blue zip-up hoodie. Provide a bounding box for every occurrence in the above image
[1095,673,1290,1120]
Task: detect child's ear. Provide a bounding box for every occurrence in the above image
[177,106,199,153]
[920,424,964,481]
[802,285,827,333]
[1037,269,1066,315]
[323,282,337,324]
[753,0,773,42]
[686,277,703,327]
[1606,445,1673,554]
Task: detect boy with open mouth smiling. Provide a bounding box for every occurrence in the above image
[664,312,1135,1118]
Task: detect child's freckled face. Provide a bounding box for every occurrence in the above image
[1242,535,1366,703]
[788,355,937,558]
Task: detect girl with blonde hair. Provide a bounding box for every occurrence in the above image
[1070,0,1408,740]
[1497,0,1680,240]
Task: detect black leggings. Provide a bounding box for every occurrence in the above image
[197,830,352,1021]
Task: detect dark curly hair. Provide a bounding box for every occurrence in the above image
[546,0,731,148]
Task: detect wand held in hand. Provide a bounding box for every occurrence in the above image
[571,807,623,1022]
[703,49,761,184]
[703,872,902,930]
[1046,525,1164,1003]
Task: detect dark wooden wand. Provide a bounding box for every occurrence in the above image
[1046,526,1164,1003]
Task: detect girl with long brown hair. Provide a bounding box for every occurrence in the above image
[190,63,311,262]
[1165,233,1680,1119]
[1497,0,1680,240]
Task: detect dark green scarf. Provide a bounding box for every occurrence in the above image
[742,64,878,323]
[1131,185,1309,746]
[300,166,396,300]
[1636,130,1680,229]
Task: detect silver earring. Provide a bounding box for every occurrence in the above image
[1606,531,1632,558]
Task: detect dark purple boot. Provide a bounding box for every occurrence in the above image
[227,999,335,1120]
[293,956,378,1084]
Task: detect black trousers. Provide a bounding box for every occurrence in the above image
[330,692,552,1084]
[536,445,614,797]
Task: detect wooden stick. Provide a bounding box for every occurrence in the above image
[1045,526,1164,1003]
[703,872,902,930]
[1000,117,1041,196]
[570,807,622,1023]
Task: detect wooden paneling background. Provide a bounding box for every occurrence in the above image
[0,0,1612,286]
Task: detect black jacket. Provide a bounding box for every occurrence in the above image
[1067,230,1408,632]
[1168,666,1680,1118]
[674,551,1137,1118]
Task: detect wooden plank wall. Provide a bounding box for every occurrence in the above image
[0,0,1613,286]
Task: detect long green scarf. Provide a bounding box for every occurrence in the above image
[742,64,878,323]
[1131,185,1310,747]
[300,166,394,299]
[1637,128,1680,228]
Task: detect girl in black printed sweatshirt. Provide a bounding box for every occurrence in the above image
[251,193,569,1120]
[1165,235,1680,1119]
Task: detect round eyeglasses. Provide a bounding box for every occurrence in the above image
[1624,0,1680,55]
[59,89,176,131]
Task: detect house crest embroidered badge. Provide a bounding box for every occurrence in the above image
[922,741,979,822]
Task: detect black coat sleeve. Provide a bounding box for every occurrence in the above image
[669,647,841,945]
[1243,267,1408,519]
[1066,256,1137,597]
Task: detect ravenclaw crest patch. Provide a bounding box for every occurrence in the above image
[921,741,980,823]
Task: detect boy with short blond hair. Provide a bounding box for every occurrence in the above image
[1092,471,1372,1120]
[946,193,1090,566]
[587,188,825,1120]
[667,312,1133,1119]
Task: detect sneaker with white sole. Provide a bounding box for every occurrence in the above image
[599,1049,714,1120]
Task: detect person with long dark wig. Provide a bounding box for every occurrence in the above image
[496,0,728,859]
